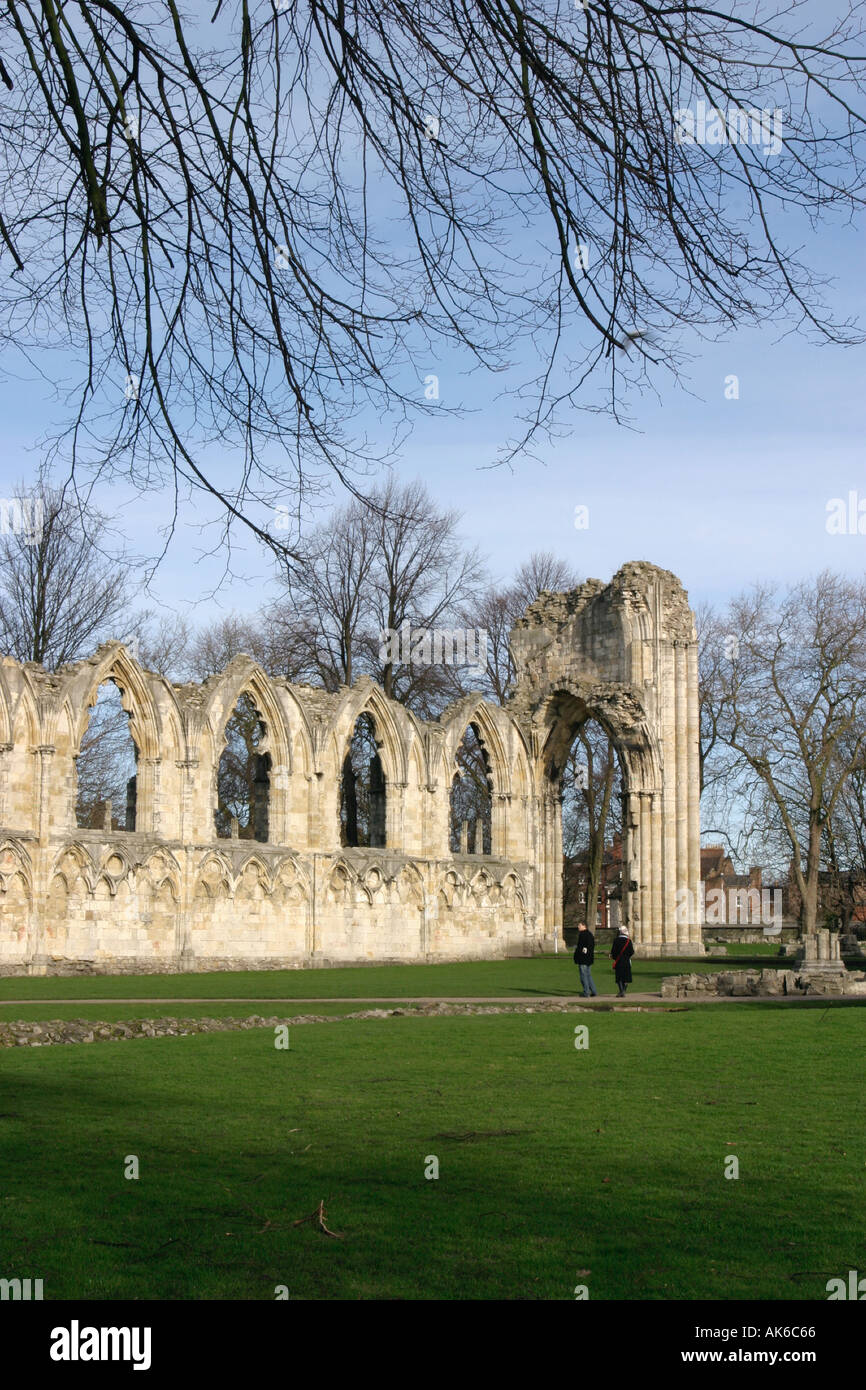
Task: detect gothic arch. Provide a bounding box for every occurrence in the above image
[0,558,700,969]
[98,844,137,884]
[508,562,701,956]
[0,665,13,746]
[201,659,293,773]
[195,851,233,900]
[273,852,311,901]
[396,862,425,909]
[200,659,292,844]
[10,674,40,745]
[0,838,32,894]
[52,842,98,893]
[66,645,167,761]
[537,686,661,795]
[52,645,183,835]
[439,700,515,858]
[439,699,510,795]
[140,848,182,893]
[330,681,411,789]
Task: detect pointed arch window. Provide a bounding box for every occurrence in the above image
[449,723,492,855]
[215,692,271,841]
[555,716,623,931]
[341,712,386,848]
[76,680,138,829]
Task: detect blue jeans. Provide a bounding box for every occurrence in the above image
[579,964,597,997]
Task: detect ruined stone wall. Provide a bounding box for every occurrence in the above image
[0,562,702,973]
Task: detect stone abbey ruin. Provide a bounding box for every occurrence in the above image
[0,562,702,975]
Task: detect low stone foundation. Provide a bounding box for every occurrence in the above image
[0,998,683,1048]
[7,950,538,977]
[662,967,866,999]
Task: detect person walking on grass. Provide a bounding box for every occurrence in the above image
[573,921,597,998]
[611,925,634,997]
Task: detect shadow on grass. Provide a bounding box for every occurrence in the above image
[1,1012,865,1298]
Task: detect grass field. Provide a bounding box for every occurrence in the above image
[1,999,862,1301]
[0,949,787,1003]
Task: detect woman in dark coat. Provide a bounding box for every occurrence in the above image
[610,927,634,997]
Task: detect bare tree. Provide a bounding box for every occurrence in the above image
[0,481,132,668]
[810,731,866,932]
[562,721,622,930]
[714,572,866,934]
[471,551,581,706]
[696,600,766,868]
[185,611,304,682]
[2,3,865,559]
[134,611,193,682]
[465,551,623,922]
[696,601,728,798]
[509,553,582,617]
[280,479,485,713]
[281,498,379,690]
[213,691,270,840]
[367,477,485,711]
[74,680,138,829]
[469,585,516,707]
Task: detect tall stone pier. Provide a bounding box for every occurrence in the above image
[508,562,703,957]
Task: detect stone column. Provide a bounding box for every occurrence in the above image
[686,640,702,951]
[540,787,562,945]
[492,792,509,857]
[175,759,200,843]
[35,745,56,838]
[622,791,639,934]
[638,790,652,948]
[386,779,407,851]
[650,790,663,948]
[551,791,563,943]
[675,642,689,947]
[177,847,195,970]
[660,641,679,950]
[0,743,12,826]
[135,756,161,834]
[267,762,290,845]
[423,782,441,859]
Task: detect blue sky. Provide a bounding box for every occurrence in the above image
[6,282,862,626]
[1,70,865,627]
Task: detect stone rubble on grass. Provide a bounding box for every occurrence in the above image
[661,968,866,999]
[0,998,674,1048]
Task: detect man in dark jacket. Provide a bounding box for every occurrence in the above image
[573,922,597,997]
[610,926,635,997]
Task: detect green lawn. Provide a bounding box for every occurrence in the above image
[0,950,788,1002]
[0,1002,862,1300]
[721,940,785,956]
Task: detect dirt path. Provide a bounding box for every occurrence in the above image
[0,991,808,1005]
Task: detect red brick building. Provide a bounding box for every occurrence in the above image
[564,833,623,930]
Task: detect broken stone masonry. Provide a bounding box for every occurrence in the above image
[0,562,704,974]
[663,931,866,998]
